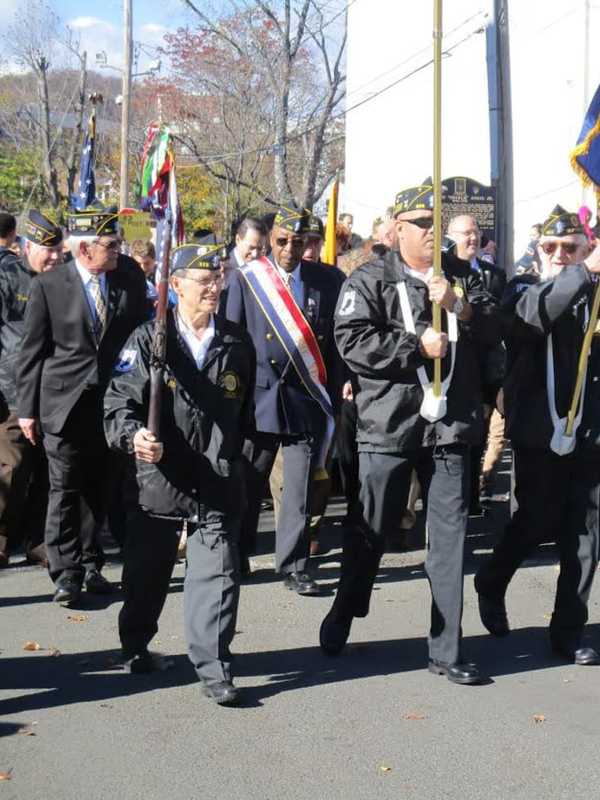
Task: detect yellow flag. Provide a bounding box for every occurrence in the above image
[323,178,339,266]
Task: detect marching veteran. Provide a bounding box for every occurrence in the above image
[0,210,63,568]
[319,179,500,684]
[17,206,146,604]
[224,205,343,595]
[475,206,600,665]
[104,241,256,706]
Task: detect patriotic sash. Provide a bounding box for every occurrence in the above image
[240,257,335,469]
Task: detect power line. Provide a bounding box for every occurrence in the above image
[177,22,485,168]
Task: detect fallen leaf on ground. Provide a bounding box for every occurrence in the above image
[379,765,392,773]
[533,714,546,723]
[66,614,88,623]
[18,726,36,736]
[0,770,12,781]
[23,641,43,651]
[48,647,61,657]
[99,703,113,709]
[404,712,426,720]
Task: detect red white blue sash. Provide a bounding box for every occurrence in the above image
[240,257,334,468]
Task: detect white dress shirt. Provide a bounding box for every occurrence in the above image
[233,248,245,268]
[405,265,433,284]
[176,313,215,370]
[75,260,107,324]
[275,260,304,307]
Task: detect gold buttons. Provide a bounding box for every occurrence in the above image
[266,332,273,341]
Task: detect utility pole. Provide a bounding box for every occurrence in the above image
[119,0,133,209]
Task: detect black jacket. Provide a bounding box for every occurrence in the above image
[224,258,344,435]
[334,249,501,453]
[103,313,256,520]
[0,256,38,414]
[17,255,147,434]
[0,246,18,270]
[502,263,600,452]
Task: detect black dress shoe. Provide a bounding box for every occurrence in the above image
[319,609,352,656]
[552,644,600,666]
[53,578,82,606]
[283,572,320,595]
[202,681,240,706]
[123,651,174,674]
[428,659,484,685]
[84,569,114,594]
[476,591,510,637]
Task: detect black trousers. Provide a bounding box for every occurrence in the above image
[119,508,241,685]
[0,412,48,557]
[475,447,600,647]
[240,431,319,574]
[328,445,470,664]
[43,393,106,584]
[336,400,360,522]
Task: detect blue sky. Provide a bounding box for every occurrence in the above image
[49,0,194,71]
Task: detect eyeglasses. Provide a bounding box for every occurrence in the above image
[403,217,434,230]
[540,241,579,256]
[93,239,121,251]
[275,236,305,248]
[181,274,223,288]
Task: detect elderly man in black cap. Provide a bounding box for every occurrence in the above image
[17,206,146,605]
[475,205,600,665]
[319,180,500,684]
[224,205,344,595]
[104,241,255,705]
[0,210,64,568]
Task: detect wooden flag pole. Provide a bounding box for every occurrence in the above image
[432,0,443,397]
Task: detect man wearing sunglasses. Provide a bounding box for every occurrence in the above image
[224,205,344,596]
[319,179,500,685]
[17,206,147,606]
[475,205,600,665]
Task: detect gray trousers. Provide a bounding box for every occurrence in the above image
[329,446,470,664]
[240,432,318,573]
[119,508,240,686]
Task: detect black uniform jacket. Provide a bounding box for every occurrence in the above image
[103,313,256,521]
[223,258,344,436]
[17,255,146,434]
[334,249,501,453]
[502,263,600,453]
[0,256,38,414]
[0,246,18,270]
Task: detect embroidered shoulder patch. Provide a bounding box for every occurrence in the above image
[115,348,137,373]
[338,289,356,317]
[218,370,241,398]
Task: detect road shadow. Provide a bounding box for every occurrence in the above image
[3,623,598,717]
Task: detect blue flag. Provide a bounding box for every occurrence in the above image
[571,84,600,190]
[71,111,97,210]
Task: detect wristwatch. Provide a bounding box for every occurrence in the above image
[451,294,464,316]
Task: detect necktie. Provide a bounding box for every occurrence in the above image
[284,273,298,305]
[89,275,107,336]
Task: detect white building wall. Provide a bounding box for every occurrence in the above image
[344,0,600,256]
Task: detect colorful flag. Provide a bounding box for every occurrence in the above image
[139,123,184,246]
[323,178,339,267]
[571,84,600,191]
[71,110,97,210]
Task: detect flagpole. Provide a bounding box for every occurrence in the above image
[432,0,443,397]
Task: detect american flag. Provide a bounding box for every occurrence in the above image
[71,110,97,210]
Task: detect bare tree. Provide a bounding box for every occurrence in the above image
[172,0,346,213]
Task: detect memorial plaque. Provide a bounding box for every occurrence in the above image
[441,176,497,242]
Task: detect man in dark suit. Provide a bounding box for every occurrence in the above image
[225,206,343,594]
[17,206,147,605]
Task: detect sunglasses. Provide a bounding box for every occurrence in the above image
[404,217,434,230]
[540,241,579,256]
[275,236,304,248]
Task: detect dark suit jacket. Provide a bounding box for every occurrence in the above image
[17,254,147,434]
[224,258,344,436]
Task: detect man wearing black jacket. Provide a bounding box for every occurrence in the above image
[319,180,500,684]
[17,206,146,605]
[104,242,256,705]
[0,212,18,269]
[0,210,63,567]
[475,206,600,665]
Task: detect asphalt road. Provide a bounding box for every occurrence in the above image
[2,479,600,799]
